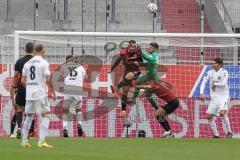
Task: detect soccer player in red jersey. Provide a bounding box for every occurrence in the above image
[109,40,143,119]
[136,80,179,138]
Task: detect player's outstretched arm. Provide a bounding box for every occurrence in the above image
[108,55,124,73]
[140,51,158,62]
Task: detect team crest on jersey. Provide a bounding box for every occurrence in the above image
[218,76,221,80]
[223,73,227,78]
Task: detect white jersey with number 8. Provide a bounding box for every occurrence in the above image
[22,55,50,100]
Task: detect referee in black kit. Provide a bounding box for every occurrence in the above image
[11,42,35,139]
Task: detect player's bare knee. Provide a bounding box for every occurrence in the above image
[155,107,166,117]
[219,110,227,117]
[158,112,166,118]
[122,87,130,95]
[125,72,134,80]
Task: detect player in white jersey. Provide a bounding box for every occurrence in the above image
[21,44,55,148]
[200,58,233,138]
[57,55,87,137]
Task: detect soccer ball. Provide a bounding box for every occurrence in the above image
[147,3,158,13]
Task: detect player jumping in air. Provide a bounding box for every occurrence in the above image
[21,44,54,148]
[57,55,87,137]
[136,79,179,138]
[129,42,160,104]
[109,40,143,118]
[200,57,233,138]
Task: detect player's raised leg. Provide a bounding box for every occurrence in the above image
[131,75,147,103]
[145,91,159,110]
[145,92,173,137]
[155,99,179,138]
[118,85,130,119]
[136,79,179,138]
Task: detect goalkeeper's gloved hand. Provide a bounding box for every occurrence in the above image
[137,45,142,52]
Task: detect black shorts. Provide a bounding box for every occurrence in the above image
[15,85,26,106]
[132,71,141,80]
[162,98,179,114]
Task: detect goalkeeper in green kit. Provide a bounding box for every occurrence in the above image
[129,42,160,104]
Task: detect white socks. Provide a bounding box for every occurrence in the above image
[38,116,50,145]
[62,113,68,129]
[22,114,34,144]
[208,117,219,136]
[62,112,82,130]
[76,112,82,125]
[222,115,232,133]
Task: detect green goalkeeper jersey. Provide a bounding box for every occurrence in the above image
[141,50,159,81]
[132,50,160,100]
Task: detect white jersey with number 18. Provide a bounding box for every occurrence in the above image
[22,55,50,100]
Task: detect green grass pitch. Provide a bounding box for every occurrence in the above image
[0,138,239,160]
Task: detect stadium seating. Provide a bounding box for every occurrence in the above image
[161,0,211,33]
[160,0,222,64]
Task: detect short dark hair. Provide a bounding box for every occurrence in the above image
[25,42,34,53]
[66,54,74,61]
[214,57,223,66]
[129,40,136,44]
[150,42,159,49]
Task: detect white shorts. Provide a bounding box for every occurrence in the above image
[25,97,50,115]
[207,99,229,116]
[62,94,82,110]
